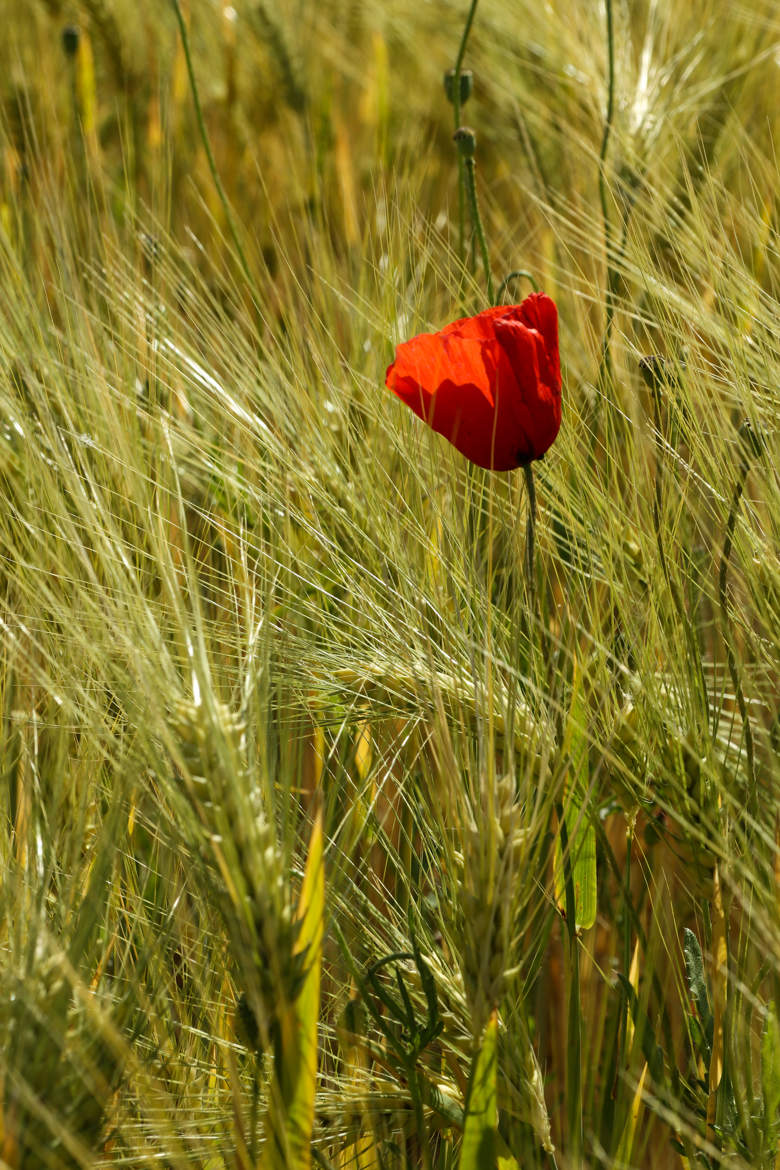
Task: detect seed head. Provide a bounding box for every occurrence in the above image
[453,126,477,158]
[443,69,473,105]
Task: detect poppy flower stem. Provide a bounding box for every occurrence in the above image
[450,0,479,263]
[523,463,537,596]
[467,159,494,303]
[497,269,539,303]
[455,129,494,303]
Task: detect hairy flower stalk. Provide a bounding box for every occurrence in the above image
[453,126,495,303]
[446,0,479,264]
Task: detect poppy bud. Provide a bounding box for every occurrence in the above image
[62,25,80,58]
[453,125,477,158]
[443,68,473,105]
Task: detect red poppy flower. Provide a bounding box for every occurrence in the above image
[385,292,561,471]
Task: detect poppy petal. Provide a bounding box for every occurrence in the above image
[387,333,520,468]
[385,292,562,471]
[439,305,508,341]
[514,293,561,396]
[386,332,494,414]
[484,327,544,464]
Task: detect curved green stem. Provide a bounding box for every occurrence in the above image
[497,269,538,302]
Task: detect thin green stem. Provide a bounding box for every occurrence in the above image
[717,459,757,812]
[452,0,479,125]
[497,269,539,302]
[463,154,494,303]
[452,0,479,263]
[557,801,583,1165]
[597,817,644,1157]
[598,0,616,169]
[458,157,466,266]
[523,463,537,597]
[522,461,550,696]
[408,1065,432,1170]
[597,0,616,389]
[170,0,257,300]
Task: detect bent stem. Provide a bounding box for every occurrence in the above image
[717,457,756,813]
[497,269,539,302]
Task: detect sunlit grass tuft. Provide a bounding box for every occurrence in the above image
[0,1,777,1167]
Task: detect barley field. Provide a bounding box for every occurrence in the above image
[0,2,778,1168]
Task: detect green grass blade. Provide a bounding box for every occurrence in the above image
[761,1006,780,1144]
[270,806,325,1170]
[459,1010,499,1170]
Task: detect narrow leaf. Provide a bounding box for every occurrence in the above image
[460,1011,499,1170]
[270,806,325,1170]
[76,31,98,144]
[761,1006,780,1134]
[683,928,713,1056]
[614,1061,648,1166]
